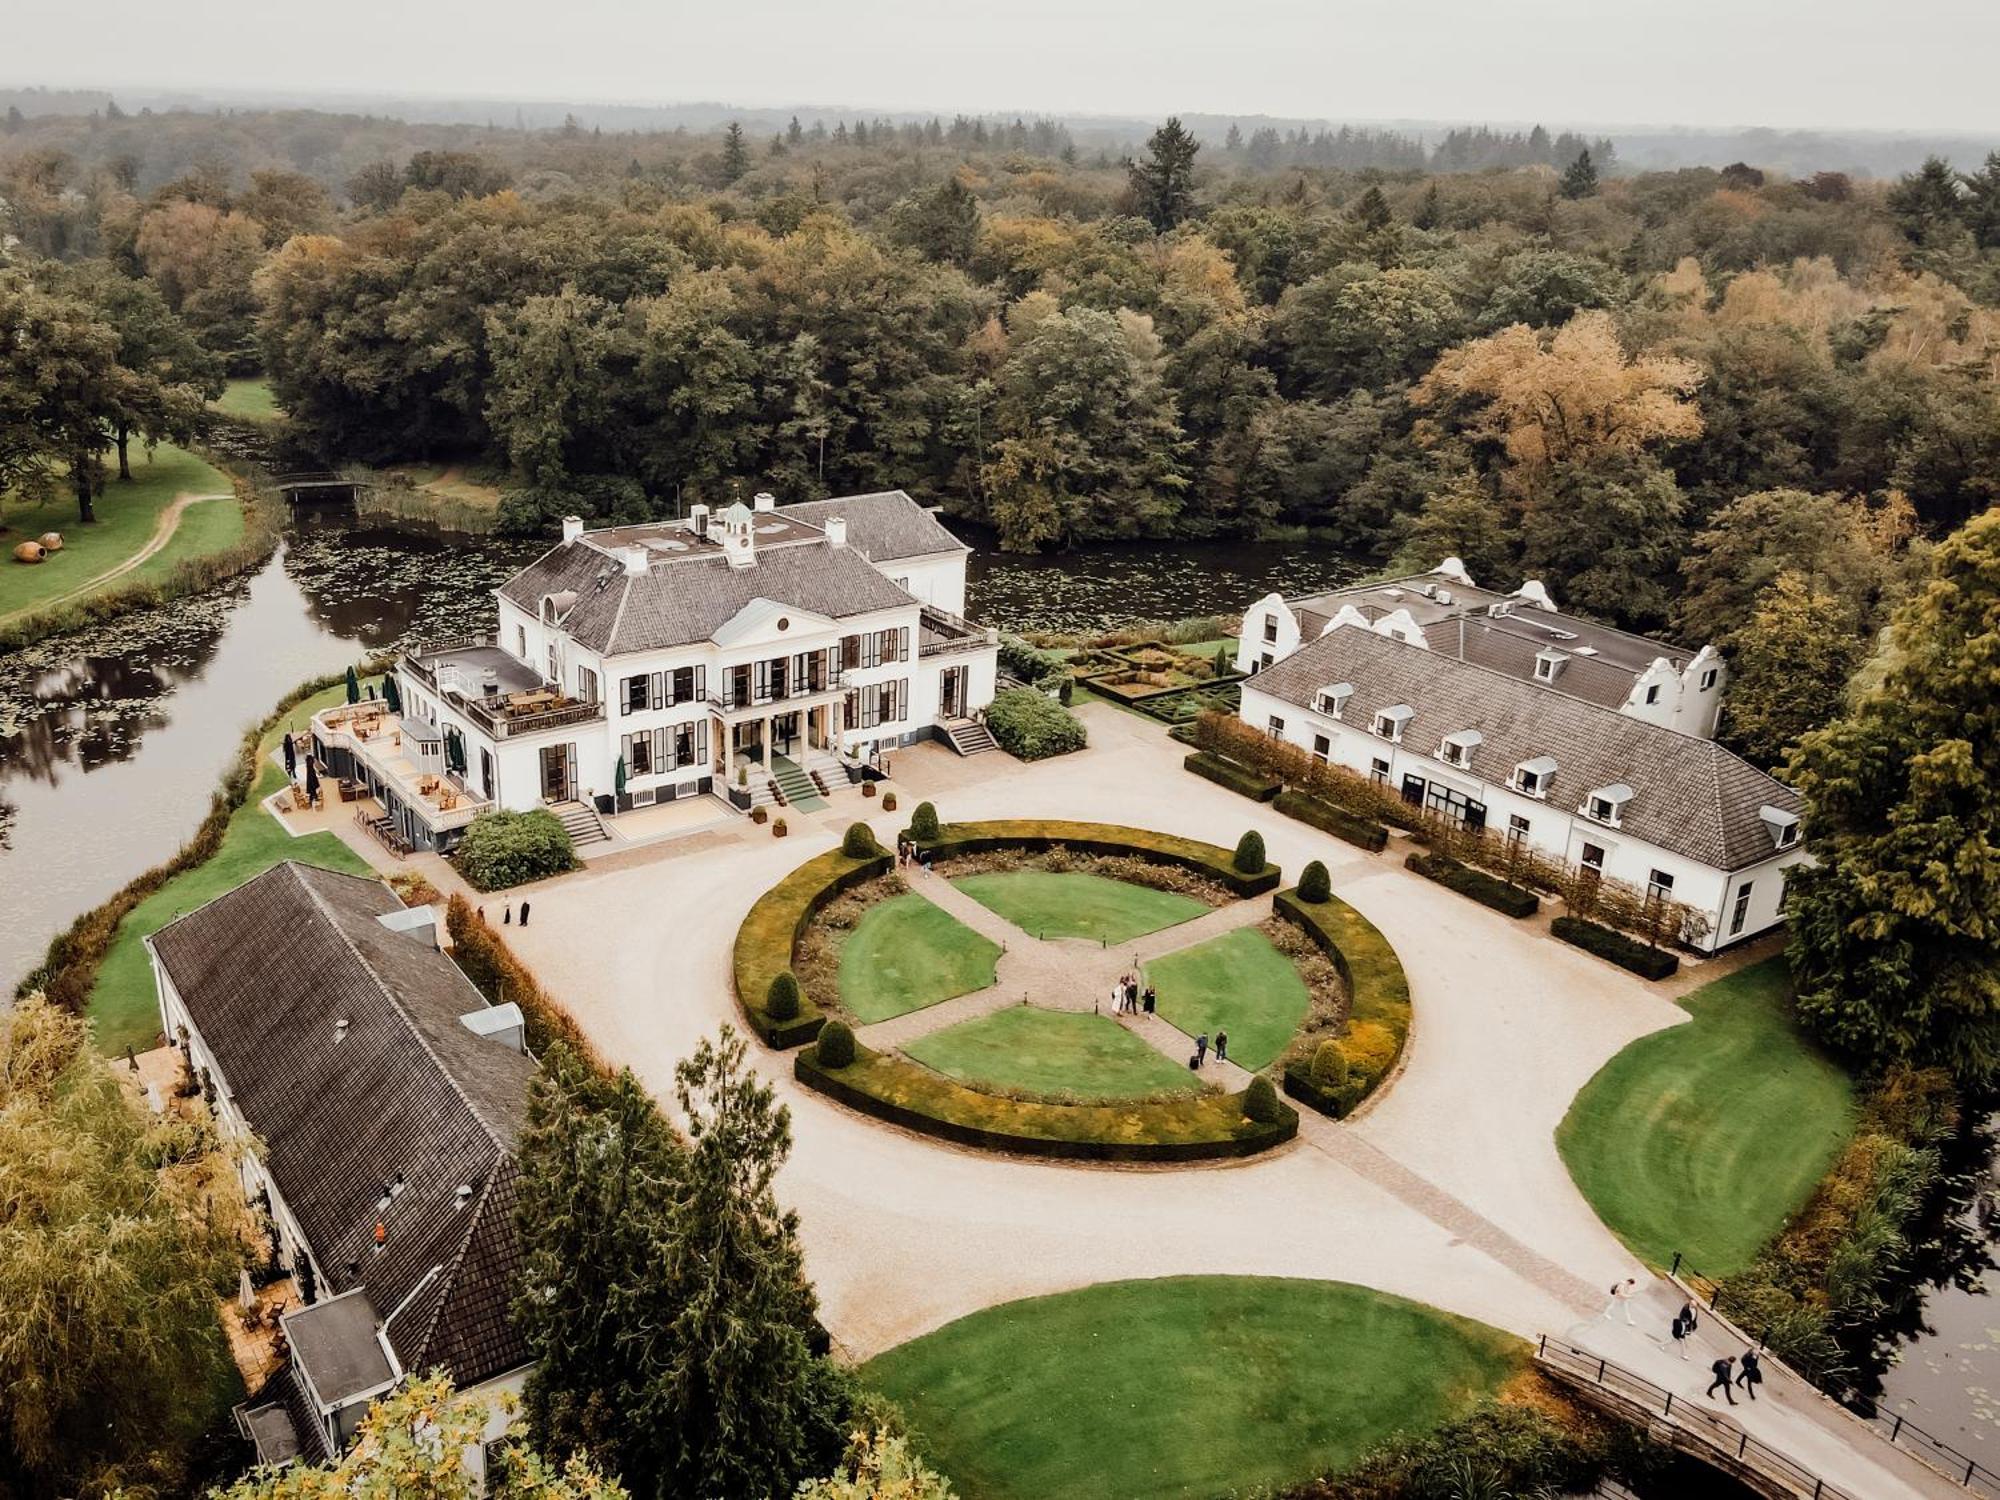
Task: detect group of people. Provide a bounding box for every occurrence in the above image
[1601,1278,1764,1405]
[1109,974,1155,1016]
[895,837,933,872]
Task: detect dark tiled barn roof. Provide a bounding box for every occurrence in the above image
[777,491,969,562]
[148,862,533,1389]
[1251,628,1800,871]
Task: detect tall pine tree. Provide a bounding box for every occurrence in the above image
[720,122,750,184]
[1128,116,1200,231]
[1558,149,1599,200]
[1786,510,2000,1082]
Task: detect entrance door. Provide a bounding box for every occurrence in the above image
[540,742,577,802]
[940,665,966,719]
[1400,773,1427,808]
[773,712,800,756]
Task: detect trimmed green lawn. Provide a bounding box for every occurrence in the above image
[0,444,242,621]
[1145,926,1309,1070]
[904,1008,1196,1100]
[212,377,281,422]
[839,891,1002,1023]
[952,870,1207,945]
[88,683,375,1056]
[1557,958,1857,1276]
[864,1276,1522,1500]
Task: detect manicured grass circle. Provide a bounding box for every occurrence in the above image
[1557,958,1856,1275]
[838,891,1001,1023]
[952,869,1207,944]
[904,1007,1195,1100]
[1145,926,1310,1071]
[864,1276,1521,1500]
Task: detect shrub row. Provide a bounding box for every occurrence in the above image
[1273,788,1389,853]
[1183,750,1280,802]
[907,819,1281,897]
[732,846,895,1047]
[1404,851,1540,918]
[16,664,379,1013]
[1551,915,1679,980]
[444,894,605,1073]
[985,686,1087,760]
[794,1040,1297,1162]
[1274,888,1412,1119]
[996,634,1068,685]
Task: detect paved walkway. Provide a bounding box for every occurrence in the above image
[471,702,1946,1500]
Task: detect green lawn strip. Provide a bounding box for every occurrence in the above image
[904,1007,1195,1100]
[212,377,281,422]
[951,870,1207,944]
[0,444,238,620]
[1145,926,1310,1070]
[838,891,1001,1023]
[864,1276,1522,1500]
[1557,958,1857,1275]
[88,683,374,1055]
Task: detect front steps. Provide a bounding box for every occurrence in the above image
[551,799,611,848]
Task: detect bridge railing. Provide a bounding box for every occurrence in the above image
[1537,1335,1858,1500]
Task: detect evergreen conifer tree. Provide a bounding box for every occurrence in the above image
[1128,116,1200,231]
[1559,149,1599,200]
[720,122,750,184]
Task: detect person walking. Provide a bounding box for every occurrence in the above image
[1736,1349,1762,1400]
[1143,985,1156,1014]
[1601,1278,1637,1324]
[1195,1033,1210,1066]
[519,901,531,928]
[1214,1029,1229,1064]
[1706,1355,1738,1404]
[1670,1303,1695,1359]
[503,903,513,925]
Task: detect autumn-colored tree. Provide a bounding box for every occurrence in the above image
[797,1433,958,1500]
[1412,309,1703,494]
[134,199,267,368]
[1677,488,1908,646]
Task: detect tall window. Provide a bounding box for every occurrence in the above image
[1262,614,1279,644]
[1730,882,1753,936]
[623,675,648,715]
[1311,734,1330,765]
[576,666,598,704]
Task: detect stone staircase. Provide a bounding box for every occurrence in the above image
[943,718,998,756]
[550,799,610,848]
[769,756,825,810]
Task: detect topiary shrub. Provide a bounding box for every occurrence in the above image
[750,805,769,824]
[910,801,941,841]
[1213,643,1232,674]
[1311,1038,1348,1089]
[453,809,580,891]
[817,1019,856,1068]
[1233,829,1266,874]
[862,780,878,798]
[986,687,1087,761]
[882,791,898,812]
[767,970,802,1021]
[1298,860,1331,903]
[1244,1074,1280,1124]
[842,822,879,858]
[774,817,789,838]
[1057,677,1075,706]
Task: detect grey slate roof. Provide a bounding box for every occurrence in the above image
[498,530,916,656]
[148,862,533,1391]
[777,491,969,562]
[1251,628,1801,871]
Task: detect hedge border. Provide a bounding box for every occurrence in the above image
[1404,851,1541,919]
[1552,915,1681,980]
[732,847,895,1047]
[906,819,1282,897]
[445,895,606,1074]
[1183,750,1280,802]
[795,1042,1298,1163]
[1273,788,1390,853]
[1273,888,1413,1120]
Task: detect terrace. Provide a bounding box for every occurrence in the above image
[309,700,491,838]
[920,603,999,658]
[401,636,605,739]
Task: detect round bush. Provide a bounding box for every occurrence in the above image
[767,970,802,1021]
[842,822,880,858]
[882,791,898,812]
[986,686,1087,761]
[1233,829,1267,874]
[453,809,580,891]
[910,801,941,841]
[817,1019,856,1068]
[1298,860,1332,904]
[774,817,789,838]
[862,781,878,798]
[1310,1038,1349,1089]
[750,805,769,825]
[1244,1074,1281,1124]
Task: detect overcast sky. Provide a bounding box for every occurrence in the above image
[11,0,2000,133]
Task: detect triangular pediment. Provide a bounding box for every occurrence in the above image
[710,596,840,648]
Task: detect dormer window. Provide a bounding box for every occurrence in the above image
[1700,668,1719,691]
[1535,649,1567,683]
[1514,756,1557,798]
[1373,704,1412,742]
[1585,783,1634,827]
[1315,682,1354,719]
[1439,729,1482,768]
[1760,804,1801,850]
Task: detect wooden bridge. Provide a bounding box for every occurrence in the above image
[272,471,366,501]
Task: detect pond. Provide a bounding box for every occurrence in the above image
[0,504,1358,994]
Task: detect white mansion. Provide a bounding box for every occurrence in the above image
[314,491,999,852]
[1237,563,1805,951]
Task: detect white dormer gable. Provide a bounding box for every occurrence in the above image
[1433,556,1474,587]
[1513,579,1558,612]
[1514,755,1558,797]
[1584,782,1634,827]
[1534,647,1568,683]
[1239,593,1301,672]
[1370,607,1428,648]
[1373,703,1413,741]
[1326,603,1373,635]
[1315,681,1355,718]
[1760,804,1801,850]
[711,597,838,650]
[1439,728,1482,767]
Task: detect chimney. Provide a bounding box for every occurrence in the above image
[753,491,776,513]
[561,515,585,543]
[624,546,648,577]
[688,503,709,539]
[825,516,848,548]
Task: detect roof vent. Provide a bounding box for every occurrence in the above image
[456,1184,475,1210]
[334,1017,350,1044]
[753,492,777,513]
[825,516,848,548]
[1435,589,1453,606]
[458,1002,526,1055]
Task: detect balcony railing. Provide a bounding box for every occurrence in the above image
[456,695,605,739]
[919,604,998,659]
[312,706,491,832]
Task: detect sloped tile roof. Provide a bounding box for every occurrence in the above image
[1252,628,1800,871]
[776,491,969,562]
[148,862,533,1391]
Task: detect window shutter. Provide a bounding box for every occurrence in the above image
[651,672,664,711]
[655,727,667,770]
